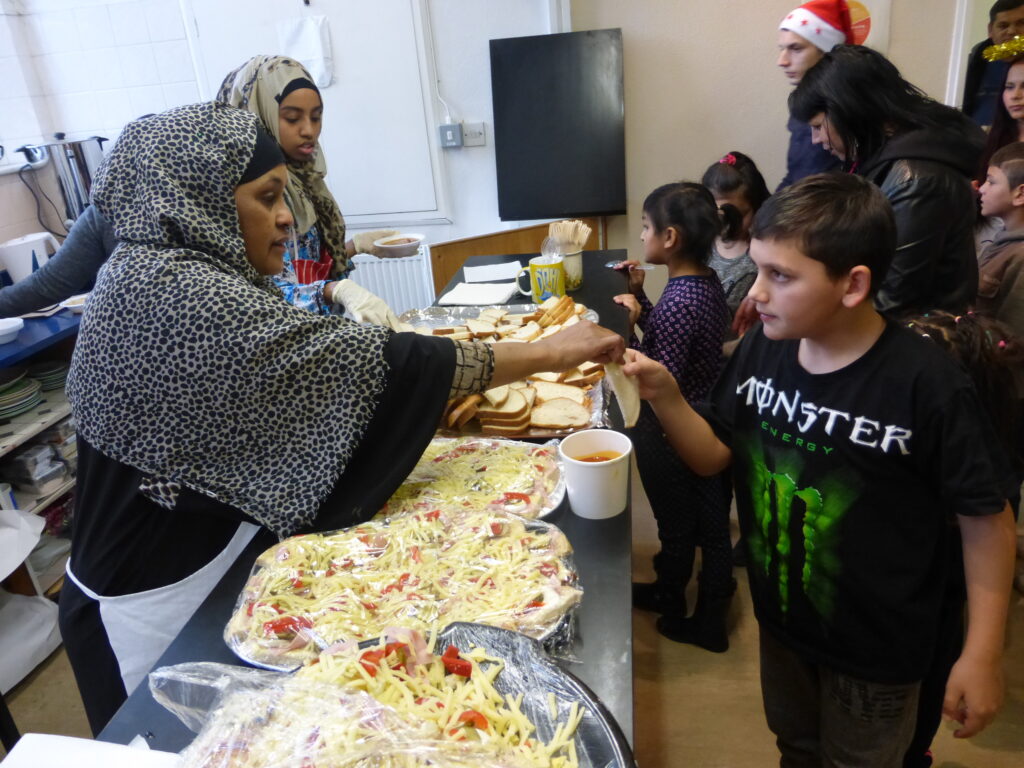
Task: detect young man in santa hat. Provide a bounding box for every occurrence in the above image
[775,0,853,189]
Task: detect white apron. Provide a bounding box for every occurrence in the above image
[65,521,258,695]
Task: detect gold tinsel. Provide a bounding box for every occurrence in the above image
[983,35,1024,62]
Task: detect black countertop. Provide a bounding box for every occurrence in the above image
[99,249,635,749]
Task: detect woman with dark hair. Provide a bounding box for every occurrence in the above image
[790,44,985,317]
[978,54,1024,181]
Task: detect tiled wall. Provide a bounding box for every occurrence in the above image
[0,0,199,240]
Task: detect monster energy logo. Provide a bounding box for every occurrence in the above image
[747,460,854,623]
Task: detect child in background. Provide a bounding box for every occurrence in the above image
[977,141,1024,336]
[613,183,734,652]
[622,173,1015,765]
[701,151,770,338]
[901,310,1023,768]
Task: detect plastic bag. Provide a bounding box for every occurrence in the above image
[152,623,634,768]
[224,508,582,670]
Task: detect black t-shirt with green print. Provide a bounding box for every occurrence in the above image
[706,321,1012,684]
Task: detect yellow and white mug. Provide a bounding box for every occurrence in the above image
[516,255,566,303]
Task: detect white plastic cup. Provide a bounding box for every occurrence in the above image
[558,429,632,519]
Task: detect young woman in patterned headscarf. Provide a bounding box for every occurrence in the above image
[59,102,623,733]
[217,54,398,322]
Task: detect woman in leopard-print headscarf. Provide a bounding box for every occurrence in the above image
[217,55,397,319]
[58,102,624,734]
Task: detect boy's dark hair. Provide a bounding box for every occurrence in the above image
[642,182,723,266]
[701,151,771,241]
[990,0,1024,23]
[790,45,978,165]
[989,141,1024,189]
[751,173,895,294]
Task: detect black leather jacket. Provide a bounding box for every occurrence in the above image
[858,124,984,317]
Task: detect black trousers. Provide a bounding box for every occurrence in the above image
[631,414,733,597]
[58,576,127,735]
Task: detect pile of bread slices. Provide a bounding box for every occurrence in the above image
[434,296,606,435]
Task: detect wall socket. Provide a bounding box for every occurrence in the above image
[462,122,485,146]
[439,123,463,148]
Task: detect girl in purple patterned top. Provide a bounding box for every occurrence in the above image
[614,182,734,652]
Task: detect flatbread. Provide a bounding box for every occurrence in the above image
[605,362,640,428]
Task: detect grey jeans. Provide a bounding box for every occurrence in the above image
[759,629,921,768]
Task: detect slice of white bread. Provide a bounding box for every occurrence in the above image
[483,384,509,407]
[510,321,542,341]
[532,380,589,406]
[564,369,604,387]
[476,387,528,421]
[538,295,562,312]
[507,380,529,390]
[557,367,582,383]
[447,394,483,428]
[563,314,580,327]
[538,324,562,339]
[478,307,507,324]
[579,361,604,376]
[527,371,561,383]
[466,318,496,336]
[520,386,537,408]
[529,397,590,429]
[481,412,532,435]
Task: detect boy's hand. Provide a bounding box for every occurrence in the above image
[613,293,641,326]
[943,653,1004,738]
[622,349,681,404]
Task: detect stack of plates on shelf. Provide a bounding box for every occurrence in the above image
[28,361,69,391]
[0,377,43,420]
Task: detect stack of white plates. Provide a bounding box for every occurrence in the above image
[0,377,42,420]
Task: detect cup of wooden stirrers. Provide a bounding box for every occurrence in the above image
[548,220,591,290]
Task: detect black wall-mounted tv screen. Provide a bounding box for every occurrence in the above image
[489,28,626,221]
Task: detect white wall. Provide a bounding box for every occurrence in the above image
[571,0,962,301]
[0,0,976,260]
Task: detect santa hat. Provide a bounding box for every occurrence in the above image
[779,0,854,53]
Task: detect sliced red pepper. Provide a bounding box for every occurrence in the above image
[489,522,504,536]
[458,710,488,730]
[440,645,472,677]
[425,509,441,521]
[503,492,531,505]
[410,545,422,563]
[291,577,306,590]
[359,648,386,676]
[527,599,545,608]
[383,572,413,594]
[360,601,378,611]
[538,562,558,577]
[262,615,313,638]
[384,642,409,669]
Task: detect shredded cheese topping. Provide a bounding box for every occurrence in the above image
[380,437,561,520]
[226,508,582,668]
[180,633,587,767]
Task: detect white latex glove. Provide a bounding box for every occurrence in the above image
[331,279,404,331]
[352,229,399,256]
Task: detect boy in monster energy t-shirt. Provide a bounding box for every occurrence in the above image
[622,173,1017,767]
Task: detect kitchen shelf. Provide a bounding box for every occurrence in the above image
[12,476,74,517]
[0,388,70,460]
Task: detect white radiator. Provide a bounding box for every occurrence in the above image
[348,248,435,315]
